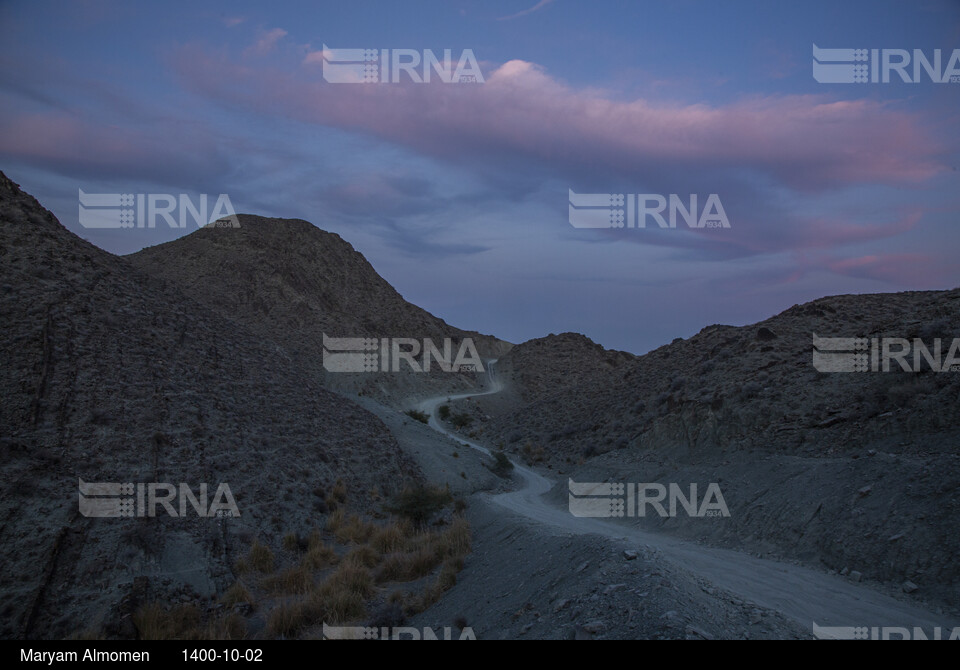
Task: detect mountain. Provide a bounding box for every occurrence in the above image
[0,172,419,638]
[127,216,511,406]
[457,291,960,607]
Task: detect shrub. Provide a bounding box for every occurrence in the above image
[249,541,275,573]
[323,564,375,599]
[265,602,306,638]
[405,409,430,424]
[307,584,366,624]
[522,442,545,465]
[329,513,374,544]
[344,545,380,569]
[133,603,201,640]
[491,451,514,477]
[205,613,247,640]
[438,405,451,420]
[220,582,254,609]
[450,413,473,430]
[386,484,453,527]
[282,532,301,552]
[433,517,471,559]
[302,537,339,570]
[263,565,313,595]
[919,317,952,342]
[375,547,437,583]
[370,521,409,554]
[325,478,348,509]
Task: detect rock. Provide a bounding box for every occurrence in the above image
[623,550,638,561]
[604,583,627,595]
[576,561,590,573]
[849,571,863,582]
[888,533,904,542]
[840,567,849,576]
[902,581,919,594]
[756,327,778,341]
[858,486,872,497]
[574,627,593,640]
[749,610,763,625]
[686,625,714,640]
[554,599,570,613]
[581,620,605,634]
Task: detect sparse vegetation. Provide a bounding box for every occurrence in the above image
[325,478,348,510]
[282,532,301,552]
[265,601,306,638]
[450,412,473,430]
[221,581,254,609]
[327,510,375,544]
[133,603,201,640]
[204,510,473,639]
[405,409,430,424]
[385,483,453,527]
[262,565,313,594]
[249,540,275,573]
[302,534,339,570]
[491,451,514,477]
[522,441,546,465]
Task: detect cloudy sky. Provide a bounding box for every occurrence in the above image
[2,0,958,353]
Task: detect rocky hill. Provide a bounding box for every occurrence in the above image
[0,173,420,638]
[499,332,635,402]
[458,291,960,607]
[127,216,511,406]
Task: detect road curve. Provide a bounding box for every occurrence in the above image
[416,361,958,637]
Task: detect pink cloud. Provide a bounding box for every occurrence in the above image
[779,251,952,287]
[0,113,227,182]
[825,253,938,284]
[245,28,287,57]
[172,50,947,191]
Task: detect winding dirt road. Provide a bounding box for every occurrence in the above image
[416,362,959,638]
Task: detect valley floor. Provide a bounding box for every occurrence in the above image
[355,367,960,640]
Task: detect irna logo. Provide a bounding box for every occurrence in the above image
[78,479,240,518]
[321,46,484,84]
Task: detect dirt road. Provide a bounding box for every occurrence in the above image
[415,362,958,637]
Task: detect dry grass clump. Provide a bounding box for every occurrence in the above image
[230,507,472,638]
[249,540,275,573]
[133,603,201,640]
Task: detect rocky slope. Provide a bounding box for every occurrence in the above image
[127,216,511,406]
[0,172,420,638]
[456,292,960,608]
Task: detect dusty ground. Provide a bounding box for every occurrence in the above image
[368,366,959,639]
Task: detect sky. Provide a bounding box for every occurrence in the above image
[1,0,958,354]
